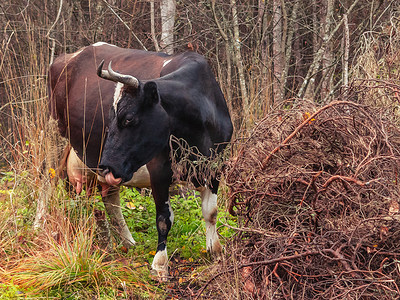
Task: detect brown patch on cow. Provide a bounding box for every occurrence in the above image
[158,220,168,235]
[211,239,223,256]
[208,207,218,225]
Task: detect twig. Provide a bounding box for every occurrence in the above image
[319,175,365,192]
[101,0,147,51]
[46,0,63,38]
[321,247,361,279]
[194,250,320,299]
[0,25,14,74]
[262,101,363,170]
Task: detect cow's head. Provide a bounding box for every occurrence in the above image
[97,61,170,185]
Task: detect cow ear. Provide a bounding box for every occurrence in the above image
[143,81,160,107]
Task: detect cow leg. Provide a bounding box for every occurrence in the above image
[147,155,173,281]
[200,187,222,256]
[151,197,173,281]
[102,186,136,248]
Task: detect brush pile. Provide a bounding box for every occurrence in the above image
[221,98,400,298]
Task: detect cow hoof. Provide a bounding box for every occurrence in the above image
[151,249,169,282]
[207,237,223,258]
[122,238,136,249]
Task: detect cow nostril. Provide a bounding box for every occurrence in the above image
[99,166,110,177]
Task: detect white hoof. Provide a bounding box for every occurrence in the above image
[151,249,169,281]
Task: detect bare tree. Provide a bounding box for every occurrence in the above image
[160,0,176,54]
[272,0,283,103]
[281,1,299,101]
[1,0,399,142]
[320,0,335,101]
[230,0,249,110]
[150,0,160,52]
[342,13,350,91]
[299,0,361,99]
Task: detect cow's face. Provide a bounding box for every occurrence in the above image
[99,81,169,184]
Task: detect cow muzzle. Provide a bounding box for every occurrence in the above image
[100,168,122,186]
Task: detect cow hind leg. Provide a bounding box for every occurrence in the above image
[102,186,136,248]
[200,187,222,256]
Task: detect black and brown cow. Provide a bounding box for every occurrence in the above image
[48,42,233,279]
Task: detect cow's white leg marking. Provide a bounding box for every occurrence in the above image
[167,200,174,225]
[151,248,169,281]
[113,82,124,113]
[151,200,173,281]
[200,188,222,255]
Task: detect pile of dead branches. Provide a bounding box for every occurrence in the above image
[219,98,400,298]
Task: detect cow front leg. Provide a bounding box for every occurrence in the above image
[151,198,173,281]
[147,155,173,281]
[102,186,136,248]
[200,187,222,256]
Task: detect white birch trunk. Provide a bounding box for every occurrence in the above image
[160,0,176,55]
[342,14,350,90]
[273,0,283,103]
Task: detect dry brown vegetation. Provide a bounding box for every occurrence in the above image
[220,96,400,298]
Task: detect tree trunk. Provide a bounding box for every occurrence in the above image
[299,0,360,99]
[150,0,160,52]
[281,1,299,99]
[160,0,176,55]
[272,0,284,103]
[321,0,335,101]
[258,0,273,112]
[231,0,249,111]
[342,13,350,91]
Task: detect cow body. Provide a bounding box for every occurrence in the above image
[49,42,233,280]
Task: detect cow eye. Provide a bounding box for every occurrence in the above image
[122,115,136,127]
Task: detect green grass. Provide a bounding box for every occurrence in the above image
[0,172,237,298]
[100,185,237,263]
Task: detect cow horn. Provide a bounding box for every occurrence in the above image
[97,60,139,89]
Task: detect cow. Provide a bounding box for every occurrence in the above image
[48,42,233,280]
[63,145,150,197]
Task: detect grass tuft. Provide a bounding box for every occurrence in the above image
[2,229,156,297]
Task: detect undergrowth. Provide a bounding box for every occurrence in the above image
[0,172,236,298]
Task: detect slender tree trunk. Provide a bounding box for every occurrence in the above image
[321,0,335,100]
[299,0,360,99]
[150,0,160,51]
[210,0,232,103]
[272,0,283,103]
[160,0,176,54]
[258,0,272,111]
[306,0,319,98]
[281,0,299,98]
[342,13,350,90]
[231,0,249,110]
